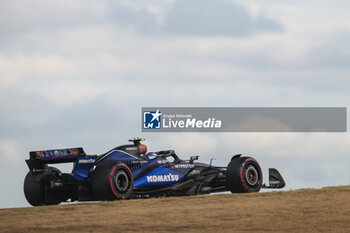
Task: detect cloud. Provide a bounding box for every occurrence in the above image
[163,0,283,36]
[0,0,283,42]
[34,82,109,106]
[0,1,105,36]
[306,30,350,69]
[0,54,77,86]
[107,0,283,37]
[0,140,22,163]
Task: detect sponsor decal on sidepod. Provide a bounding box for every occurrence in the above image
[78,158,96,163]
[147,173,179,182]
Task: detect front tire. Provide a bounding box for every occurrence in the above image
[226,156,262,193]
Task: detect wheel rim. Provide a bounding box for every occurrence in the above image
[245,165,259,186]
[114,170,129,193]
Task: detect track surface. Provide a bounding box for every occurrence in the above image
[1,186,350,233]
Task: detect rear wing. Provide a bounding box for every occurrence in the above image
[26,147,86,181]
[29,147,86,163]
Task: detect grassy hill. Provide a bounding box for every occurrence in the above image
[1,186,350,233]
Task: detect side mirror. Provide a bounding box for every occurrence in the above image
[190,156,199,163]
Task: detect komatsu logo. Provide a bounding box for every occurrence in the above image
[146,173,179,182]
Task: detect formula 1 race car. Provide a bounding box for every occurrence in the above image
[24,138,285,206]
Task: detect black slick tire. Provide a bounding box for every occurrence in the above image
[23,171,45,206]
[91,163,133,200]
[226,156,262,193]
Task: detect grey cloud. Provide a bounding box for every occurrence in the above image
[306,30,350,69]
[163,0,283,36]
[0,89,56,139]
[107,0,283,36]
[0,161,29,208]
[105,1,159,34]
[0,1,102,53]
[0,88,130,142]
[0,0,283,43]
[0,2,94,35]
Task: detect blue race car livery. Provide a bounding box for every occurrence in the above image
[24,138,285,206]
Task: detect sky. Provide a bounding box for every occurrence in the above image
[0,0,349,208]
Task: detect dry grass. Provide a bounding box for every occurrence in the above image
[1,186,350,233]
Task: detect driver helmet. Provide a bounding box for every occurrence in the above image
[146,153,157,159]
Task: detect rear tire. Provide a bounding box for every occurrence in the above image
[24,167,64,206]
[226,157,262,193]
[24,172,45,206]
[91,163,133,200]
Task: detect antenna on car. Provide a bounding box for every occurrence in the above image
[210,158,216,166]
